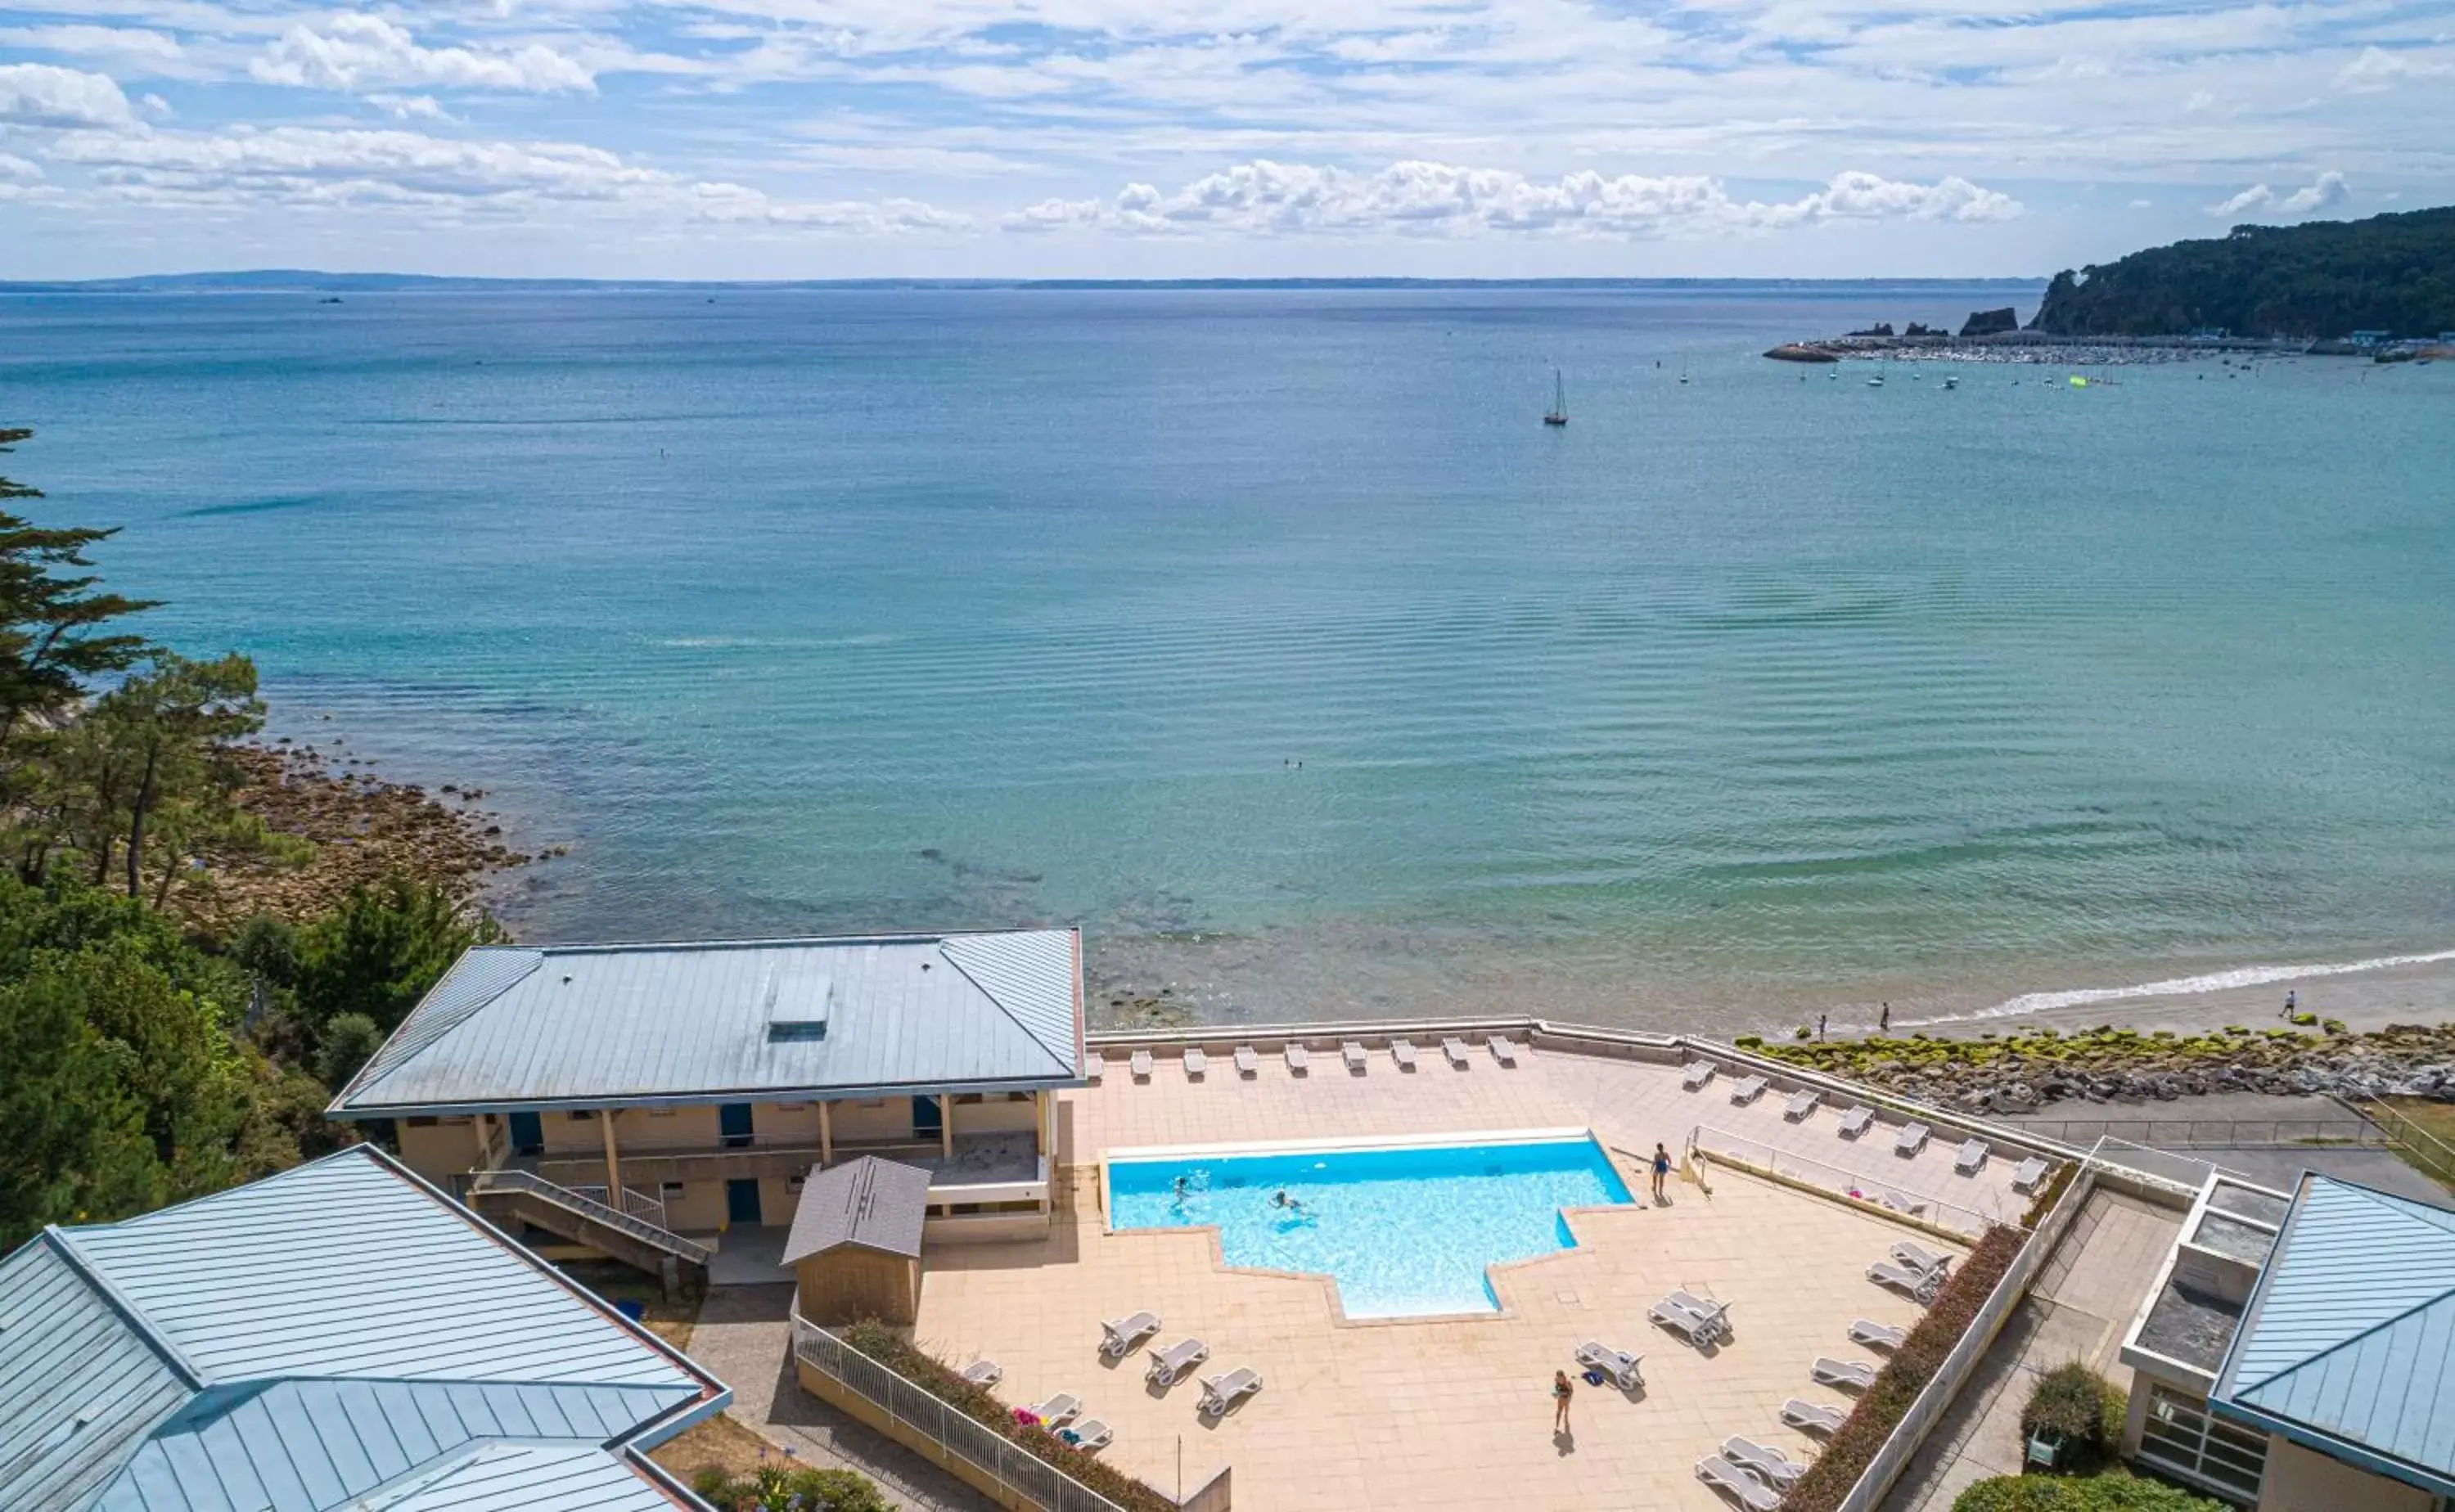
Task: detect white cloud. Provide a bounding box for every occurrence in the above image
[2210,169,2347,218]
[367,92,454,122]
[0,25,181,62]
[251,14,596,94]
[1008,161,2022,239]
[2336,45,2455,92]
[0,61,138,128]
[0,151,44,181]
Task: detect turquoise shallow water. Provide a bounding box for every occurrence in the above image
[1108,1138,1631,1316]
[2,285,2452,1029]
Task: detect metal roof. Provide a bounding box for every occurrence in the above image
[2213,1172,2455,1496]
[0,1148,726,1512]
[331,929,1083,1116]
[782,1157,932,1263]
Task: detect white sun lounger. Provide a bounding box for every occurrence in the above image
[1838,1105,1875,1138]
[1696,1456,1781,1511]
[1867,1258,1944,1303]
[1683,1060,1716,1091]
[1183,1047,1208,1079]
[1342,1041,1367,1073]
[1895,1121,1931,1156]
[1812,1357,1877,1391]
[1198,1366,1262,1415]
[1392,1038,1419,1069]
[1954,1138,1989,1173]
[1442,1037,1471,1068]
[1879,1190,1929,1218]
[1730,1074,1768,1105]
[1086,1053,1105,1084]
[1723,1436,1809,1487]
[1028,1393,1081,1425]
[1783,1397,1848,1435]
[1891,1240,1952,1276]
[1146,1337,1209,1385]
[1284,1043,1309,1073]
[1490,1037,1522,1067]
[961,1359,1003,1386]
[1650,1292,1731,1346]
[1784,1088,1822,1121]
[1099,1311,1160,1359]
[1574,1340,1644,1390]
[1234,1045,1259,1077]
[1848,1318,1908,1351]
[1129,1050,1153,1081]
[1059,1418,1112,1451]
[2011,1156,2051,1191]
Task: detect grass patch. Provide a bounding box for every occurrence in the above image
[1781,1226,2026,1512]
[651,1414,790,1483]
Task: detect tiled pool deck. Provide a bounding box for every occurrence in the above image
[908,1045,2029,1511]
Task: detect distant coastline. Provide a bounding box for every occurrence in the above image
[0,269,2050,295]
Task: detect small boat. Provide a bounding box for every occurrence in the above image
[1543,368,1568,426]
[1942,376,1958,389]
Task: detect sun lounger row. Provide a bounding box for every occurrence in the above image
[1092,1037,1525,1080]
[1651,1290,1732,1347]
[1867,1243,1950,1303]
[1848,1318,1907,1351]
[1812,1356,1877,1391]
[1696,1453,1783,1510]
[1574,1339,1644,1390]
[1022,1393,1114,1450]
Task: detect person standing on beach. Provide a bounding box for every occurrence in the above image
[2282,989,2297,1020]
[1651,1142,1672,1202]
[1880,1002,1891,1033]
[1818,1013,1828,1041]
[1552,1370,1574,1433]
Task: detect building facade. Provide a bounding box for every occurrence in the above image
[329,929,1084,1250]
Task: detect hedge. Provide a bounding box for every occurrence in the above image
[1951,1471,2232,1512]
[837,1321,1179,1512]
[1780,1225,2027,1512]
[691,1465,891,1511]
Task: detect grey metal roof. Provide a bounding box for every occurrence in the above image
[2214,1172,2455,1496]
[0,1148,726,1512]
[332,929,1083,1116]
[782,1157,932,1263]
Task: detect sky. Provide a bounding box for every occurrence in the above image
[0,0,2448,278]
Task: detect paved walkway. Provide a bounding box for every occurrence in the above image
[1881,1186,2185,1512]
[687,1285,995,1512]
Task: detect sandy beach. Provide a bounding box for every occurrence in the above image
[1884,952,2455,1041]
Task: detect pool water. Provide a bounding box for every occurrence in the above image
[1107,1137,1632,1316]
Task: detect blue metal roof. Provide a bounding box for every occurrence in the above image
[2212,1172,2455,1496]
[0,1148,726,1512]
[331,928,1083,1116]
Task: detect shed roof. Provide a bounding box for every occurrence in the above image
[0,1147,725,1512]
[2212,1172,2455,1496]
[331,929,1083,1116]
[782,1157,932,1263]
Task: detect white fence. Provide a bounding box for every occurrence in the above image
[1688,1124,2020,1236]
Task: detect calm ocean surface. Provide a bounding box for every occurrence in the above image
[4,285,2452,1033]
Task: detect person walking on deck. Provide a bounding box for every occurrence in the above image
[1552,1370,1574,1433]
[1651,1143,1672,1202]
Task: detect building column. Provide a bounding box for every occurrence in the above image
[601,1109,622,1200]
[940,1094,954,1159]
[818,1100,833,1166]
[1035,1090,1052,1158]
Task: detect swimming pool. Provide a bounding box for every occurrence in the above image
[1106,1133,1633,1317]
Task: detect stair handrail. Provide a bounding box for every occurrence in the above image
[469,1168,712,1265]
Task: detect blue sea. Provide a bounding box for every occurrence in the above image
[3,284,2452,1032]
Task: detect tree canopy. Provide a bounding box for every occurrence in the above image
[2029,205,2455,338]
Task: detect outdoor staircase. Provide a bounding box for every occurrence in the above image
[466,1168,711,1294]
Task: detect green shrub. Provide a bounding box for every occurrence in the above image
[2021,1362,2115,1469]
[690,1465,893,1511]
[1952,1469,2231,1511]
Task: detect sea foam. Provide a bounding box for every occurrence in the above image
[1962,947,2455,1022]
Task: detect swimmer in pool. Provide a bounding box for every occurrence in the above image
[1272,1189,1307,1213]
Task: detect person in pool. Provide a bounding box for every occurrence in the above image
[1271,1189,1307,1213]
[1172,1176,1191,1199]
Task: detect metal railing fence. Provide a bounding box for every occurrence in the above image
[1687,1123,2016,1236]
[466,1168,711,1264]
[791,1316,1136,1512]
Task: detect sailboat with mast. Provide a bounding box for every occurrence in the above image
[1543,368,1569,426]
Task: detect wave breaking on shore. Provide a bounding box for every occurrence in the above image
[1947,946,2455,1024]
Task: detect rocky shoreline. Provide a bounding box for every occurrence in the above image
[184,741,554,929]
[1753,1023,2455,1115]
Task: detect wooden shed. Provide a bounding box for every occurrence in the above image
[782,1155,930,1325]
